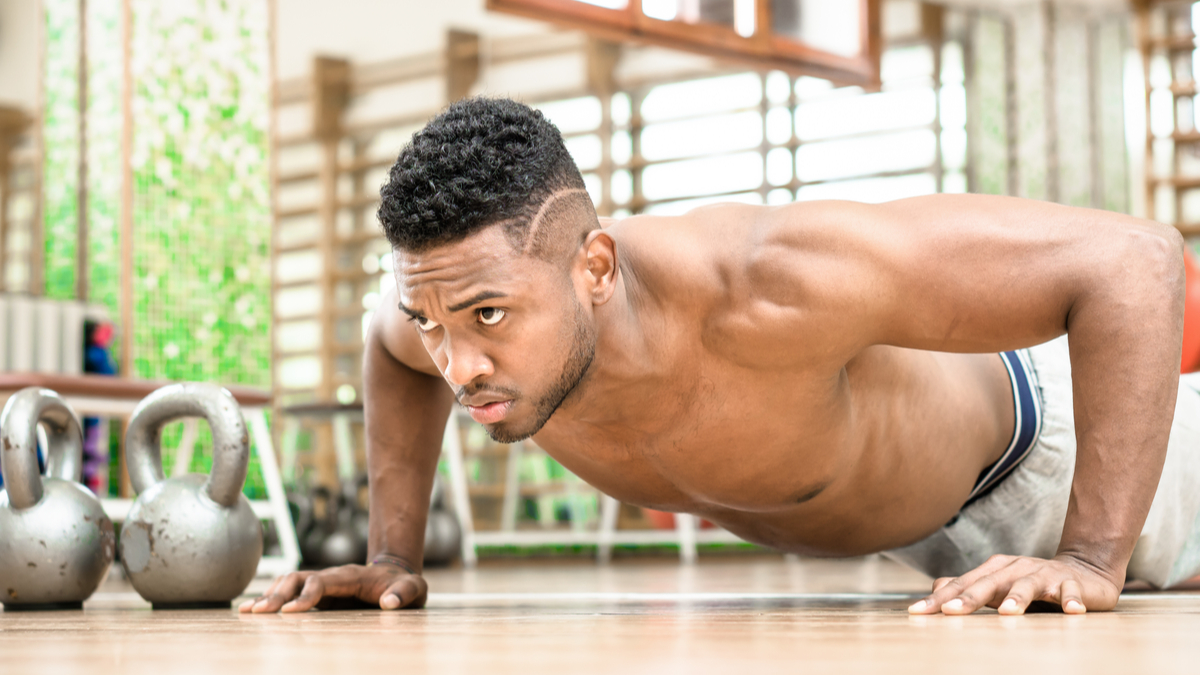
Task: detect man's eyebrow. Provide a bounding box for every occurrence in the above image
[447,291,507,313]
[397,303,421,319]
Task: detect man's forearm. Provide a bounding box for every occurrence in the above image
[363,319,454,574]
[1058,224,1185,579]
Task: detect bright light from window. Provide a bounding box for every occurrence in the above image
[612,170,633,205]
[536,97,602,135]
[642,111,763,161]
[767,147,793,186]
[642,0,677,21]
[565,135,603,171]
[939,84,967,130]
[796,129,937,183]
[766,71,791,103]
[643,152,763,201]
[941,42,965,85]
[796,173,937,203]
[766,107,792,144]
[1150,88,1176,138]
[941,129,967,171]
[643,191,762,216]
[642,73,763,122]
[612,131,632,165]
[767,188,794,205]
[881,45,934,84]
[576,0,628,8]
[611,93,632,127]
[796,88,936,142]
[734,0,755,37]
[582,173,603,204]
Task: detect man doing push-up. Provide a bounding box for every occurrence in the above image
[243,97,1200,616]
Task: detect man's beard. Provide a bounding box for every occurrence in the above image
[485,300,595,443]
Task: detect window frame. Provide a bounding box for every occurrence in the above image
[486,0,882,87]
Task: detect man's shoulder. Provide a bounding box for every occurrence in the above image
[608,203,762,294]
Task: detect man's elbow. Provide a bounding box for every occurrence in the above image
[1131,222,1185,307]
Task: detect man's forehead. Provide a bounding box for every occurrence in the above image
[394,229,538,306]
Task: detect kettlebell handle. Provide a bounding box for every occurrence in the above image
[125,383,250,508]
[0,388,84,509]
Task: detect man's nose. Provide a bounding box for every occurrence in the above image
[442,338,494,387]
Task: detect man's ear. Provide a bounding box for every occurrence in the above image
[580,230,619,305]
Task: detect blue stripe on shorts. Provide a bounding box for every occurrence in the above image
[964,350,1043,507]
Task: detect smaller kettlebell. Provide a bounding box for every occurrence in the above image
[0,388,114,609]
[119,383,263,609]
[423,475,461,567]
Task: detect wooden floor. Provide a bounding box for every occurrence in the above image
[2,555,1199,674]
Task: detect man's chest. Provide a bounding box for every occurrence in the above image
[532,367,855,514]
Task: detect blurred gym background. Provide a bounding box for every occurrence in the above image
[0,0,1191,570]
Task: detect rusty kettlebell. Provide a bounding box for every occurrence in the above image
[0,388,115,609]
[119,383,262,609]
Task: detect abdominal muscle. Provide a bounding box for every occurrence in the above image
[708,347,1017,555]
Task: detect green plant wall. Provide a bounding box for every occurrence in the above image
[44,0,272,498]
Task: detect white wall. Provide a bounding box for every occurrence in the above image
[275,0,553,80]
[0,0,39,111]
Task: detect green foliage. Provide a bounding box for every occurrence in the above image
[45,0,272,499]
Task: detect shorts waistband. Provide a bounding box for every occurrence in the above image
[963,349,1043,506]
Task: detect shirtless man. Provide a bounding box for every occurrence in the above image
[242,97,1200,617]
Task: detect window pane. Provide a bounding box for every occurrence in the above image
[643,151,763,201]
[612,93,632,127]
[642,73,763,122]
[795,88,936,141]
[612,169,633,205]
[643,190,762,215]
[767,188,794,205]
[582,173,602,204]
[941,128,967,171]
[766,71,791,103]
[767,147,793,186]
[939,83,967,130]
[881,45,934,84]
[642,110,763,161]
[796,129,937,182]
[536,97,602,135]
[771,0,861,57]
[612,131,632,165]
[643,0,735,27]
[766,107,792,144]
[796,172,937,203]
[565,134,602,171]
[941,42,965,85]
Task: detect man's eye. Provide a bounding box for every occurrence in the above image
[415,317,440,331]
[478,308,505,326]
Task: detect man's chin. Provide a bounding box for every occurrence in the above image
[483,421,538,444]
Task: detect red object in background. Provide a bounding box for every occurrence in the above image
[1183,249,1200,373]
[641,507,716,530]
[91,322,115,348]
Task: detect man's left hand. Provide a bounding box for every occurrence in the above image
[906,554,1123,615]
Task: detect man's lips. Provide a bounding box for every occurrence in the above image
[464,399,513,424]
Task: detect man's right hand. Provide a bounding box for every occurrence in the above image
[238,564,428,613]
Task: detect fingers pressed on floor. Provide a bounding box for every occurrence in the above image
[998,576,1040,615]
[1059,579,1087,614]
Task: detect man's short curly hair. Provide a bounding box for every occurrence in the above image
[378,97,595,257]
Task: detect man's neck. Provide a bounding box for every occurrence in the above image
[543,247,663,432]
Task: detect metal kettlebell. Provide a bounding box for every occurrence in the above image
[0,388,114,609]
[119,383,263,608]
[423,475,461,567]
